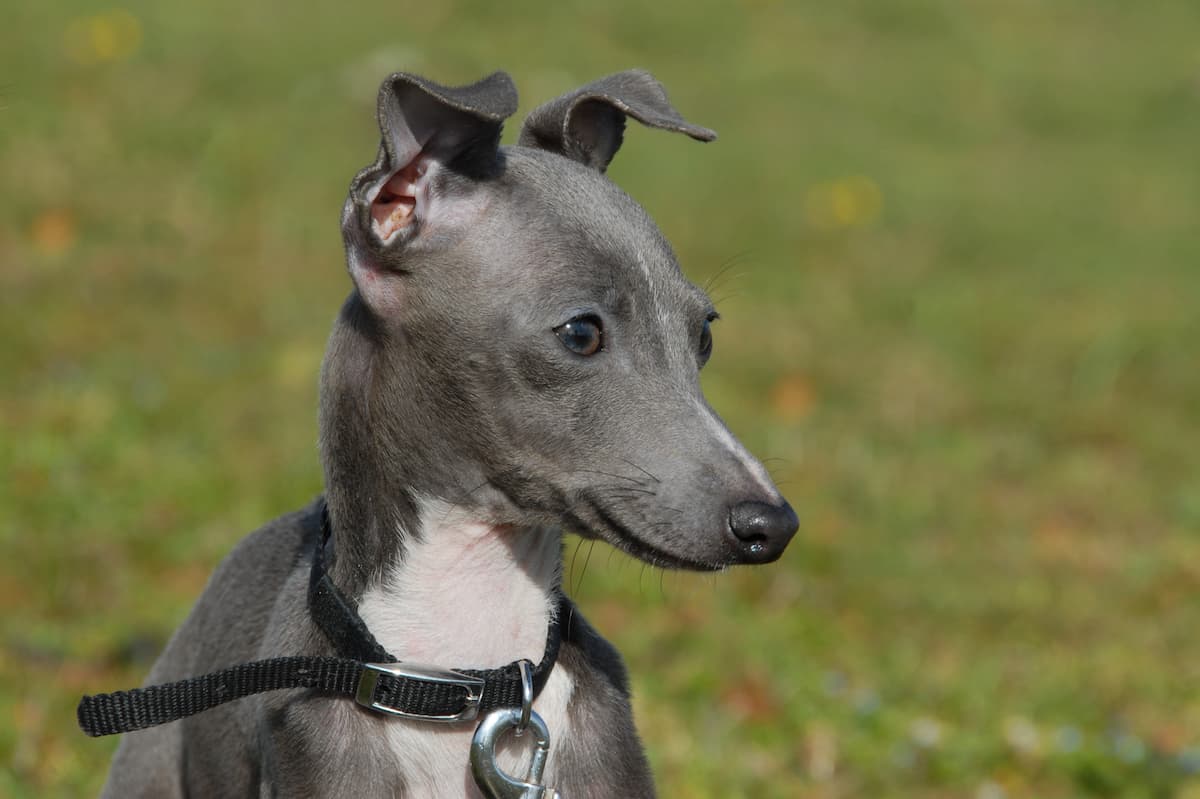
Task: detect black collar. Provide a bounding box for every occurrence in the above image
[78,500,568,737]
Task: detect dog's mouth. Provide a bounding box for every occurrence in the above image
[569,495,728,572]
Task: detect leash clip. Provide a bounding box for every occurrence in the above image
[470,707,561,799]
[356,662,485,722]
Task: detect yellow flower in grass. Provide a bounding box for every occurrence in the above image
[64,9,142,66]
[804,175,883,231]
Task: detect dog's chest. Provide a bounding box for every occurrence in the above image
[356,506,572,796]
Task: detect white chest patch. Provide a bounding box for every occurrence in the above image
[356,499,575,797]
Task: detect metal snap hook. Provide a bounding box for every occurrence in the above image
[469,707,561,799]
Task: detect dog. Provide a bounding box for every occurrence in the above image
[88,69,798,798]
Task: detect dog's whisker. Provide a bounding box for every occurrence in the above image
[617,457,661,484]
[710,289,744,307]
[576,539,597,595]
[596,492,648,504]
[702,253,752,294]
[573,468,649,487]
[568,537,585,595]
[594,485,657,497]
[707,271,749,299]
[441,478,493,524]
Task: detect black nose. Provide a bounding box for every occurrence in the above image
[728,500,799,564]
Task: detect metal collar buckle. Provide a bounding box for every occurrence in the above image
[355,662,486,722]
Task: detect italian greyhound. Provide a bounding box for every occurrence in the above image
[91,69,798,797]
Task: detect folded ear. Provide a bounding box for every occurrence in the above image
[518,69,716,173]
[341,71,517,309]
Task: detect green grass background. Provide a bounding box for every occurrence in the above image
[3,1,1199,796]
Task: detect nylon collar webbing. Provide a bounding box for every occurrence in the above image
[77,501,567,737]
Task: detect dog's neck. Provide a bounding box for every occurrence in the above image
[318,297,562,666]
[350,496,563,668]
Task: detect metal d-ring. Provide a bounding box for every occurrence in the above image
[515,659,534,736]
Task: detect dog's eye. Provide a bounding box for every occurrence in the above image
[555,315,604,356]
[698,317,715,362]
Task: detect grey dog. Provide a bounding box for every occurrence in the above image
[94,69,798,797]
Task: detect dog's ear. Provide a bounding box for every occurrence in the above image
[342,71,517,310]
[518,69,715,173]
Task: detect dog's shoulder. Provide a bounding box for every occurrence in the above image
[217,497,323,579]
[103,500,327,798]
[559,601,632,696]
[148,499,323,677]
[555,603,657,795]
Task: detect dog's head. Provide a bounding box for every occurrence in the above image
[321,70,796,576]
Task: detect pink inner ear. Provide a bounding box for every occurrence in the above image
[370,162,422,242]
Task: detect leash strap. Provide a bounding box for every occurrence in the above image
[78,651,555,737]
[77,501,567,737]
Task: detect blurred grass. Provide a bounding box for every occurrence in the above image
[3,1,1199,796]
